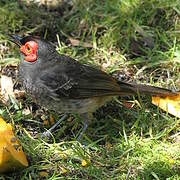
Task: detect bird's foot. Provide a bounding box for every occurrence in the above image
[76,113,90,142]
[77,121,88,141]
[41,114,68,138]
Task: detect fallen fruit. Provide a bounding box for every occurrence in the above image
[152,93,180,118]
[0,117,28,173]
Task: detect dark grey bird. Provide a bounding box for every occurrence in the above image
[8,34,177,140]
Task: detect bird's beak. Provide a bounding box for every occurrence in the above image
[6,34,23,47]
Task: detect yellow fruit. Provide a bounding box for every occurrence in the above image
[0,117,28,173]
[152,93,180,118]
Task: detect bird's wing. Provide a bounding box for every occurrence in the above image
[38,57,121,99]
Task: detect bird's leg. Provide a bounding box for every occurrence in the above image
[41,114,68,138]
[77,113,92,141]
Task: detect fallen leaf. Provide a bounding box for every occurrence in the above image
[14,89,25,99]
[39,171,48,177]
[43,120,49,126]
[22,108,31,116]
[122,101,134,109]
[50,115,55,125]
[1,75,15,103]
[69,37,93,48]
[42,115,55,126]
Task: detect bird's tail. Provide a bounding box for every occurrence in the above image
[117,81,177,97]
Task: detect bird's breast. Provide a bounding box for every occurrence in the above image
[40,96,113,114]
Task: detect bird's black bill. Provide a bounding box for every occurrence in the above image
[5,33,22,47]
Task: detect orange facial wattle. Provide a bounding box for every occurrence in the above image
[20,41,38,62]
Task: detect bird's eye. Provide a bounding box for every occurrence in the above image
[25,44,32,54]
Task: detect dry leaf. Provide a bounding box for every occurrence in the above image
[14,89,25,99]
[122,101,134,109]
[152,93,180,118]
[39,171,48,177]
[42,115,55,126]
[43,120,49,126]
[22,108,31,116]
[1,75,15,103]
[50,115,55,125]
[69,37,93,48]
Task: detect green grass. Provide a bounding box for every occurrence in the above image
[0,0,180,179]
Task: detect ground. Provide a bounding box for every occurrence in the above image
[0,0,179,179]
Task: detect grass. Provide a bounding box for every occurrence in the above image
[0,0,180,179]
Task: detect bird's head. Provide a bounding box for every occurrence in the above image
[7,34,56,64]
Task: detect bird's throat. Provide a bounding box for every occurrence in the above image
[24,54,37,62]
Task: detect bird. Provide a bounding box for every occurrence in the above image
[7,34,177,140]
